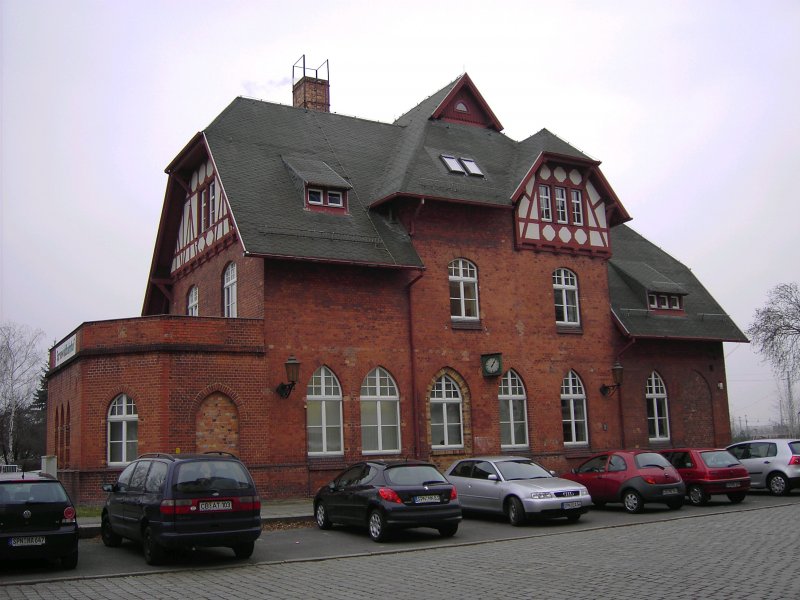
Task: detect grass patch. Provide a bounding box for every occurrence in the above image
[76,505,104,518]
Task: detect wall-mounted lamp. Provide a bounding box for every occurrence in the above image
[276,355,301,398]
[599,361,624,397]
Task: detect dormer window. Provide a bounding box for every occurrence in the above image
[440,154,484,177]
[308,189,323,205]
[648,293,684,312]
[306,186,347,212]
[327,190,343,207]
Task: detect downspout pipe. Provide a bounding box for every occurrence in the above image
[406,269,424,458]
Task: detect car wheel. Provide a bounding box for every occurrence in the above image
[506,496,526,526]
[368,509,389,542]
[687,484,709,506]
[232,541,254,559]
[622,490,644,514]
[438,523,458,538]
[566,513,581,523]
[727,492,746,504]
[315,501,332,530]
[60,550,78,570]
[142,526,166,565]
[767,473,789,496]
[666,499,683,510]
[101,513,123,547]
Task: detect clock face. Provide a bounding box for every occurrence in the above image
[485,357,499,373]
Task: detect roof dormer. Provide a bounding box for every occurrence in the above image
[430,73,503,131]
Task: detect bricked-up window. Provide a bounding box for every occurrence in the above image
[561,371,588,445]
[430,375,463,448]
[223,262,237,317]
[646,372,670,441]
[107,394,138,465]
[307,366,343,456]
[553,268,580,325]
[499,370,528,448]
[449,258,479,320]
[187,285,199,316]
[360,367,401,454]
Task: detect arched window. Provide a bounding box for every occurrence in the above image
[499,370,528,448]
[187,285,199,316]
[448,258,479,320]
[561,371,588,445]
[307,366,343,456]
[553,268,580,325]
[430,375,463,448]
[223,262,237,317]
[360,367,400,454]
[108,394,138,465]
[646,372,670,440]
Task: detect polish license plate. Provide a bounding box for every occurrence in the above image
[662,488,679,496]
[562,501,582,510]
[10,536,45,547]
[199,500,232,511]
[725,482,741,488]
[414,494,440,504]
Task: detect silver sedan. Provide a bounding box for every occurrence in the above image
[444,456,592,525]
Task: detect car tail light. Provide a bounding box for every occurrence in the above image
[450,487,458,500]
[62,506,76,524]
[160,498,194,515]
[378,487,403,504]
[788,455,800,466]
[238,496,262,511]
[642,476,657,485]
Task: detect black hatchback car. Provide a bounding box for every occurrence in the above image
[313,460,462,542]
[0,471,79,569]
[101,452,262,564]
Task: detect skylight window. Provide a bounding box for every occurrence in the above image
[440,154,485,177]
[460,158,483,177]
[441,155,465,173]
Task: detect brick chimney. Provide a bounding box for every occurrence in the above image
[292,56,330,113]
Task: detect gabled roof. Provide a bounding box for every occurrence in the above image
[609,225,747,342]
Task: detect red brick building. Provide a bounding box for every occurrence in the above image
[47,70,747,503]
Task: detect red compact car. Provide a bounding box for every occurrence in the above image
[562,450,685,513]
[659,448,750,506]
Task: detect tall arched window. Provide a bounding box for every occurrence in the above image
[448,258,479,320]
[561,370,588,445]
[360,367,400,454]
[187,285,199,316]
[553,268,580,325]
[430,375,463,448]
[108,394,138,465]
[499,370,528,448]
[307,366,343,456]
[223,262,237,317]
[646,371,670,440]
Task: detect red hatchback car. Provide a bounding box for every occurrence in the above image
[659,448,750,506]
[562,450,685,513]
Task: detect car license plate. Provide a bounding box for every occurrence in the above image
[198,500,232,511]
[10,536,45,547]
[662,488,679,496]
[414,494,440,504]
[562,501,582,510]
[725,482,741,488]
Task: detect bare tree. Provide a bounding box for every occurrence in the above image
[0,322,45,463]
[748,282,800,377]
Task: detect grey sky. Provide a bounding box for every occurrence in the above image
[2,0,798,426]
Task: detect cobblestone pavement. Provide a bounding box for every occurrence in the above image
[2,505,798,599]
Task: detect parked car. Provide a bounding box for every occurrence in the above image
[726,439,800,496]
[561,450,685,513]
[313,459,461,542]
[444,456,590,525]
[101,452,262,565]
[0,471,79,569]
[659,448,750,505]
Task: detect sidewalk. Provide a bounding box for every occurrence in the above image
[78,498,314,538]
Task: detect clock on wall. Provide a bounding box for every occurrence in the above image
[481,353,502,377]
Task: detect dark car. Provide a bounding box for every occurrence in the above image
[0,471,79,569]
[561,450,685,513]
[313,460,462,542]
[101,452,262,564]
[660,448,750,505]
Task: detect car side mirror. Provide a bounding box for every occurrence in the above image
[328,482,336,491]
[487,474,498,481]
[549,470,557,476]
[101,483,116,493]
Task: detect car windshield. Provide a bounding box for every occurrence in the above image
[175,460,252,493]
[0,480,68,504]
[384,465,447,486]
[496,460,551,480]
[700,450,740,468]
[634,453,671,469]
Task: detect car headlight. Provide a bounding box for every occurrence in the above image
[530,492,554,499]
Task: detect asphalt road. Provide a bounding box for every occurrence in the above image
[1,491,798,598]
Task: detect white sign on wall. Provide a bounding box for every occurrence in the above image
[54,333,77,367]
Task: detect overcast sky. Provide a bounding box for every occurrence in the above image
[2,0,798,427]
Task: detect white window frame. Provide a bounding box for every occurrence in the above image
[187,285,199,316]
[571,189,584,225]
[223,262,237,318]
[307,366,344,456]
[670,296,681,309]
[107,394,138,465]
[327,190,343,207]
[360,367,401,454]
[648,293,658,308]
[555,187,568,223]
[430,375,464,449]
[553,268,580,325]
[499,370,528,448]
[561,371,588,446]
[448,258,479,321]
[308,188,323,205]
[646,372,670,441]
[539,185,552,221]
